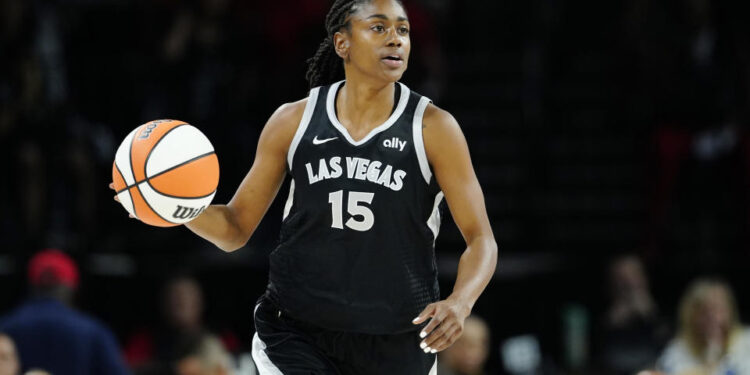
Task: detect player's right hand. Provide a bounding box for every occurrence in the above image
[109,182,136,219]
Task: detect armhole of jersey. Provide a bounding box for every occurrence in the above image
[282,179,295,221]
[252,304,284,375]
[412,96,433,184]
[287,87,320,171]
[428,191,444,244]
[429,357,437,375]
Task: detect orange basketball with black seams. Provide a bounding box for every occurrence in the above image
[112,120,219,227]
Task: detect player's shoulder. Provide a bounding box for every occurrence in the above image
[420,102,469,164]
[422,102,461,136]
[268,97,309,130]
[261,96,312,149]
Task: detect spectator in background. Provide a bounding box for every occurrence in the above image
[0,249,130,375]
[125,275,235,375]
[0,334,19,375]
[597,255,668,374]
[174,333,233,375]
[438,315,490,375]
[658,278,750,374]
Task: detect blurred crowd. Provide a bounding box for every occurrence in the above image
[1,0,750,374]
[1,250,237,375]
[4,249,750,374]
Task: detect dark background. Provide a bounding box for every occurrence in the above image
[1,0,750,373]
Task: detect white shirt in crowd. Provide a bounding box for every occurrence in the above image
[658,329,750,375]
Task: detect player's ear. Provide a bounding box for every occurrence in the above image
[333,31,350,60]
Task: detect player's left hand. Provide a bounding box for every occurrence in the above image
[412,298,471,353]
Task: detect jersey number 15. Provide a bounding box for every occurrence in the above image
[328,190,374,232]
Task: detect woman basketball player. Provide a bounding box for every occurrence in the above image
[115,0,497,373]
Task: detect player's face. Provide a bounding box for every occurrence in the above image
[344,0,410,83]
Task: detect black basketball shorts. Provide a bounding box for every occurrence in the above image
[251,294,437,375]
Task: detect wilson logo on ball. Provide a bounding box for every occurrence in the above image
[172,205,206,220]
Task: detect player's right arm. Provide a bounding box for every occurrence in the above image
[184,100,306,252]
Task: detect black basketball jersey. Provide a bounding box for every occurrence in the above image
[266,81,443,335]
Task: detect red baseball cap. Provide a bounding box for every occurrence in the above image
[27,249,79,289]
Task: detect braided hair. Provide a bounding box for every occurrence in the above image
[305,0,403,88]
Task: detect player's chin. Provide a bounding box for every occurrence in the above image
[380,66,407,82]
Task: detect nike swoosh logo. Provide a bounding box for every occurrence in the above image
[313,136,338,145]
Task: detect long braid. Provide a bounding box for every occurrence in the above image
[305,0,363,88]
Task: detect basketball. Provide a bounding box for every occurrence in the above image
[111,119,219,227]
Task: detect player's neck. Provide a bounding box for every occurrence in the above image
[337,79,396,136]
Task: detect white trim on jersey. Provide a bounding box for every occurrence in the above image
[412,96,433,184]
[252,304,284,375]
[282,180,295,221]
[252,333,283,375]
[429,357,438,375]
[287,87,321,171]
[326,80,410,146]
[428,192,444,243]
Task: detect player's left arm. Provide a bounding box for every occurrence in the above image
[412,103,498,353]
